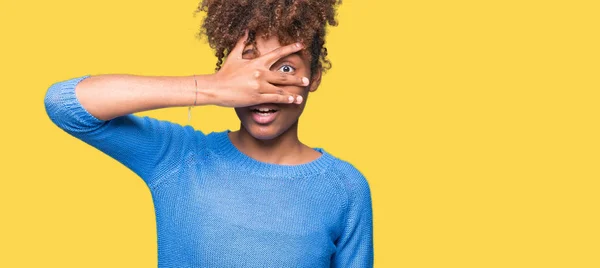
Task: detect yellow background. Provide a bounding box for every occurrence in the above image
[1,0,599,267]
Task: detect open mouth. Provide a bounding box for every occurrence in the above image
[251,107,279,116]
[249,105,280,124]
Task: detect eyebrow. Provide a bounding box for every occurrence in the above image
[276,53,303,65]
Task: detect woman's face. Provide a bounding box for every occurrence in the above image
[234,34,321,140]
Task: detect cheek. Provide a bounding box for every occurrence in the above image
[282,84,309,97]
[234,108,248,121]
[281,99,308,119]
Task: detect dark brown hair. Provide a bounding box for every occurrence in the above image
[195,0,342,74]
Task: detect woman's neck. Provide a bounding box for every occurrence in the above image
[228,123,319,165]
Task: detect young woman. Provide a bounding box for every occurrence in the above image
[44,0,373,267]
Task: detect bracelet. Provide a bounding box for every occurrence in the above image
[188,74,199,124]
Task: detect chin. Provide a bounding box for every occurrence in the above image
[245,124,285,140]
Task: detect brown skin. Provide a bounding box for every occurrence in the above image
[196,0,341,165]
[227,32,323,165]
[203,30,309,108]
[70,34,315,125]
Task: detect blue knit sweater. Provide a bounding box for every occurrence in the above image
[44,75,374,267]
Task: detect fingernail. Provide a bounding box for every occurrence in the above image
[288,96,294,103]
[296,42,303,48]
[296,95,303,104]
[302,77,309,85]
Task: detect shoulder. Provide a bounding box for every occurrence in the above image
[331,159,366,180]
[326,155,372,206]
[203,130,228,150]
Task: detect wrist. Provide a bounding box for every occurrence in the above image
[183,74,215,107]
[191,74,218,106]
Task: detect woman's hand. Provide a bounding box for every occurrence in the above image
[203,31,308,108]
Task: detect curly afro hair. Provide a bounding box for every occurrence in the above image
[195,0,342,75]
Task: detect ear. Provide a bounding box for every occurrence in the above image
[308,67,323,92]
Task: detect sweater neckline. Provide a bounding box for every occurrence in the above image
[211,130,336,178]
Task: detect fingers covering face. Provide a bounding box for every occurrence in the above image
[261,42,304,67]
[259,93,300,104]
[229,30,250,60]
[257,82,303,104]
[263,71,309,87]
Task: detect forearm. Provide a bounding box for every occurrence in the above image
[75,74,215,121]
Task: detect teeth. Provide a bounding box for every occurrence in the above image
[254,108,277,112]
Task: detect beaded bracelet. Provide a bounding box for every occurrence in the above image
[188,74,198,124]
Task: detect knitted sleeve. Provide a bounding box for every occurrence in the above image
[331,162,375,268]
[44,75,201,190]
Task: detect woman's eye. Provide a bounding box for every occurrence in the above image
[277,65,296,73]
